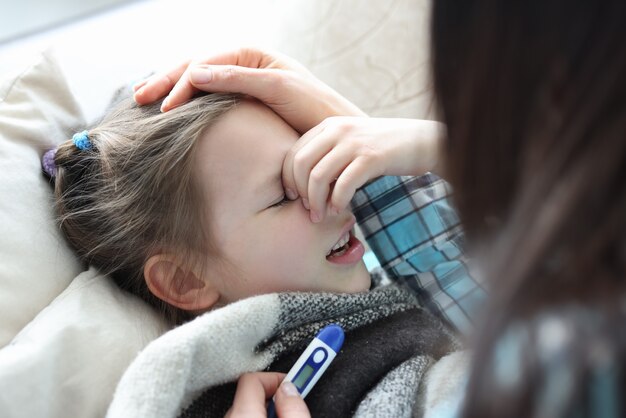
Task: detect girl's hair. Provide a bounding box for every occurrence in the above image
[431,0,626,416]
[52,93,240,325]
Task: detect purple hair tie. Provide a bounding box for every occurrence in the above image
[42,148,57,178]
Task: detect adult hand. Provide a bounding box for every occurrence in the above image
[224,372,311,418]
[133,47,365,133]
[282,116,445,223]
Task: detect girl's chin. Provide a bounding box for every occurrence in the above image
[339,263,371,293]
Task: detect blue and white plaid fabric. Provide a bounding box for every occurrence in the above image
[351,174,487,335]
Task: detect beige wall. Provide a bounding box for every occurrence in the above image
[273,0,435,120]
[0,0,434,123]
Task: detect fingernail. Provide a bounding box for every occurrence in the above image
[311,211,320,223]
[160,97,169,112]
[302,198,310,210]
[330,205,340,216]
[190,67,213,84]
[285,188,297,200]
[280,381,299,397]
[135,86,146,97]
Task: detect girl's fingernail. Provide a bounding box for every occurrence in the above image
[135,86,146,97]
[160,97,169,112]
[302,198,310,210]
[311,211,320,223]
[285,188,297,200]
[190,67,213,84]
[280,381,299,397]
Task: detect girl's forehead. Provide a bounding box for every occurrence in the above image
[208,102,293,169]
[196,100,298,203]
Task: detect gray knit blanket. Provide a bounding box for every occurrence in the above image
[107,280,460,418]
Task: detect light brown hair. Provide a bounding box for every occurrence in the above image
[51,93,240,325]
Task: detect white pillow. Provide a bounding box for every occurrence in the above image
[0,50,84,347]
[0,268,169,418]
[0,51,170,417]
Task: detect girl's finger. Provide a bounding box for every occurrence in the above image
[306,145,353,223]
[330,157,379,214]
[282,122,327,202]
[291,131,338,206]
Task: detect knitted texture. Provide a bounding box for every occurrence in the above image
[177,285,459,418]
[353,355,433,418]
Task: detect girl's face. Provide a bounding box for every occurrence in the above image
[195,99,370,304]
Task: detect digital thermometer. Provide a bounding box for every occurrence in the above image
[266,324,345,418]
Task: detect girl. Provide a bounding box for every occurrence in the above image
[137,0,626,415]
[45,89,471,417]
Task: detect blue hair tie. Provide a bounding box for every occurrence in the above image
[72,130,92,151]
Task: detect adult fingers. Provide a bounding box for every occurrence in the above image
[191,47,287,72]
[157,57,231,112]
[158,50,264,111]
[274,381,311,418]
[226,372,285,418]
[146,63,286,112]
[160,67,196,111]
[133,47,278,107]
[133,60,191,105]
[188,64,287,103]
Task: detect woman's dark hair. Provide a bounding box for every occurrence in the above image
[431,1,626,416]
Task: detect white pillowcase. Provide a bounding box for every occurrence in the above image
[0,268,169,418]
[0,50,84,346]
[0,51,169,417]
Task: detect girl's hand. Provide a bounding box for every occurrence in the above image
[224,372,310,418]
[133,47,365,133]
[282,117,445,223]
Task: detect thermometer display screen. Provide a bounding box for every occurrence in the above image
[293,365,315,389]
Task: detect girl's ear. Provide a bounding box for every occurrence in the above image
[144,254,220,311]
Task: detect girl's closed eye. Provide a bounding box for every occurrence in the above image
[269,195,290,208]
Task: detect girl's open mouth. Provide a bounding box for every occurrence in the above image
[326,232,365,265]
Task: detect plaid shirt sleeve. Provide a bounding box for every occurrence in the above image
[350,173,487,335]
